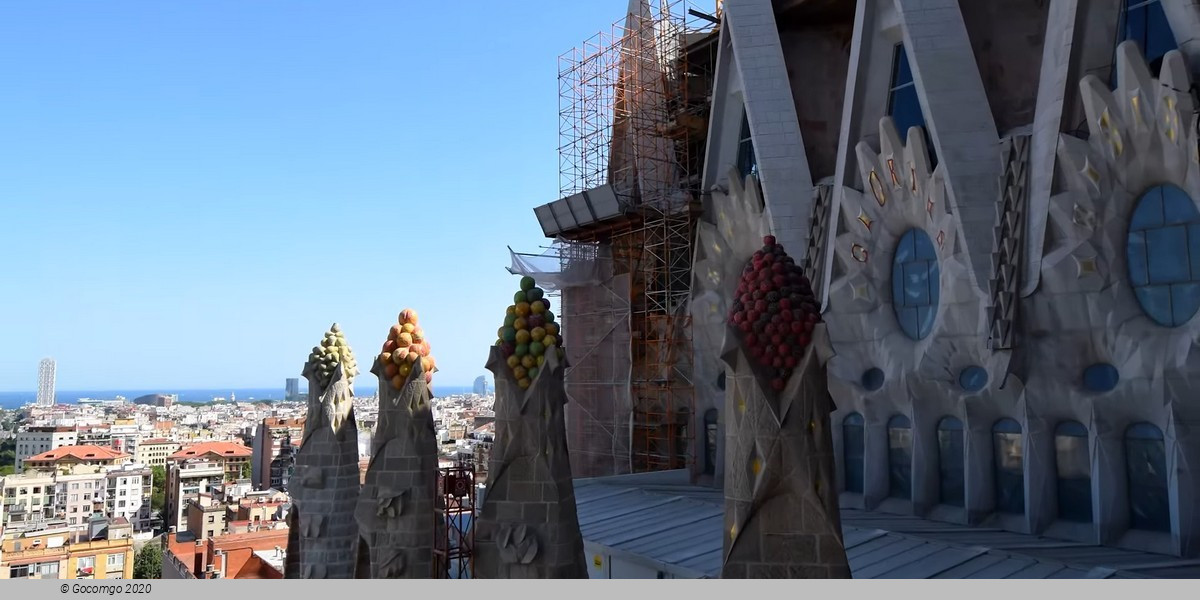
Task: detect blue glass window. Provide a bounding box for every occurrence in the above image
[1127,184,1200,327]
[937,417,965,507]
[736,112,757,179]
[993,418,1025,515]
[958,366,988,392]
[1055,421,1093,523]
[887,44,937,166]
[887,415,913,499]
[1121,0,1176,74]
[1125,423,1171,532]
[892,229,940,340]
[843,413,865,494]
[861,368,885,392]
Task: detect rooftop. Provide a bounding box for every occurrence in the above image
[573,471,1200,579]
[263,417,304,428]
[170,441,252,461]
[25,445,129,463]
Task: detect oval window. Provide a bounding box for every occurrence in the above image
[892,229,940,340]
[1126,184,1200,327]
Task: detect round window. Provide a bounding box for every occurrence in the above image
[892,229,940,340]
[1126,184,1200,327]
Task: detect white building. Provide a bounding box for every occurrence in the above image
[54,469,107,528]
[104,464,153,532]
[165,459,224,530]
[36,358,55,407]
[0,471,56,528]
[13,427,77,471]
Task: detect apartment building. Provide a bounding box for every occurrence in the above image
[0,517,134,580]
[0,472,55,528]
[23,446,129,472]
[165,459,224,530]
[134,439,180,468]
[103,464,152,532]
[13,427,77,471]
[168,442,252,483]
[250,417,303,491]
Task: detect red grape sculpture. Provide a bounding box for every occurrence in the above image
[726,235,823,393]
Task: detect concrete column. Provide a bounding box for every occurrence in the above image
[722,0,814,256]
[1023,0,1081,297]
[893,0,1002,294]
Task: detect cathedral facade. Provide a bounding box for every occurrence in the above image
[697,0,1200,558]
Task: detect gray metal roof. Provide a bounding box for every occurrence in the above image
[572,473,1200,578]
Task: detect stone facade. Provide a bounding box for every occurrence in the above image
[475,346,586,579]
[354,357,440,578]
[285,363,360,579]
[721,323,850,578]
[692,167,849,578]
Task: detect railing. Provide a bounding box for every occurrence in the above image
[1,546,69,561]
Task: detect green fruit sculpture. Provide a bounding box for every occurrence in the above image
[495,276,565,389]
[306,323,360,391]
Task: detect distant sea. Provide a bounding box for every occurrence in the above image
[0,385,478,410]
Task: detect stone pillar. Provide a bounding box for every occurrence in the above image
[285,362,361,579]
[354,357,440,578]
[474,346,586,579]
[721,323,851,578]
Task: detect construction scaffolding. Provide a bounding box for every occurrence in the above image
[543,0,717,477]
[434,462,475,579]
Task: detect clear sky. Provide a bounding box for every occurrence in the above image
[0,1,623,391]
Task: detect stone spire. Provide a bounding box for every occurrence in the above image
[354,356,440,578]
[286,360,361,579]
[721,323,850,578]
[474,346,586,578]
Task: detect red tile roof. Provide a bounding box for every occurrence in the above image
[25,445,129,463]
[170,441,252,461]
[262,417,305,428]
[140,438,175,445]
[166,528,288,579]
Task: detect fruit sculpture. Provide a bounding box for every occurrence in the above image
[306,323,360,390]
[726,235,822,393]
[378,308,436,391]
[494,276,565,390]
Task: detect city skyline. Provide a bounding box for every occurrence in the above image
[0,1,614,392]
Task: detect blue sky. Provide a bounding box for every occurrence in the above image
[0,1,622,391]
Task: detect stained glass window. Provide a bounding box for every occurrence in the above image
[888,415,913,500]
[887,44,937,166]
[937,417,965,507]
[736,112,757,179]
[1121,0,1176,74]
[1125,423,1170,532]
[892,229,940,340]
[993,418,1025,515]
[1126,184,1200,327]
[1055,421,1093,523]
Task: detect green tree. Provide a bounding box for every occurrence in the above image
[239,461,252,481]
[133,543,162,579]
[0,438,15,474]
[150,466,166,513]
